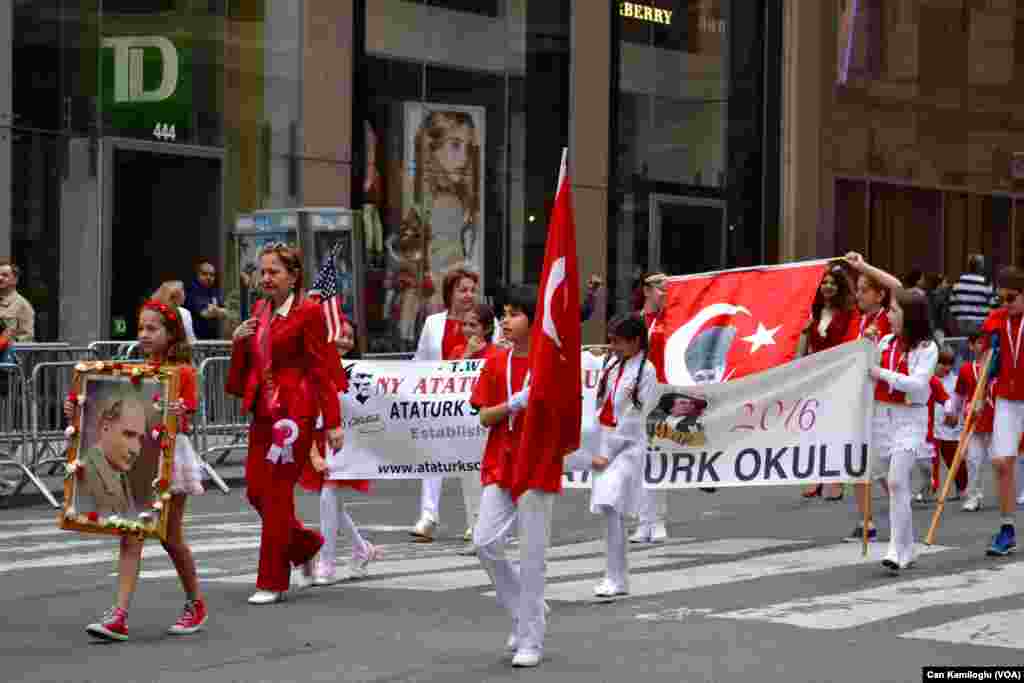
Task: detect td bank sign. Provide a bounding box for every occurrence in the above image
[101,35,191,140]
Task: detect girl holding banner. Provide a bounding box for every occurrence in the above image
[846,252,938,573]
[590,314,658,598]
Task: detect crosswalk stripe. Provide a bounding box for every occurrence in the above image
[900,608,1024,650]
[205,540,704,589]
[716,562,1024,630]
[542,542,954,603]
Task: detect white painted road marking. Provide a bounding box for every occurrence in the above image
[901,608,1024,650]
[542,543,953,603]
[716,562,1024,630]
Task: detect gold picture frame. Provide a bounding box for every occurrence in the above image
[58,361,180,541]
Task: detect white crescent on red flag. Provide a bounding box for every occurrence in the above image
[661,261,830,386]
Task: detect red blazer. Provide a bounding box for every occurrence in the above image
[807,307,860,354]
[226,296,341,430]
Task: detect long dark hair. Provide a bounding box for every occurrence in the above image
[894,289,933,349]
[811,265,855,320]
[597,313,648,411]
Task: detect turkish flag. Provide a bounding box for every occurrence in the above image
[661,261,829,386]
[513,150,582,499]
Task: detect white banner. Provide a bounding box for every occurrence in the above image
[331,341,874,485]
[642,340,876,489]
[331,353,609,479]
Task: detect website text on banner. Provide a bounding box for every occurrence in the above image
[640,339,875,489]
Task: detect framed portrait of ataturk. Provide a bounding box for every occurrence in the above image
[59,361,180,541]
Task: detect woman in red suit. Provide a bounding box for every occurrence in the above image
[800,264,860,499]
[227,244,344,605]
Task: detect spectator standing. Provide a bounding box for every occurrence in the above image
[185,260,228,340]
[0,258,35,343]
[948,254,993,336]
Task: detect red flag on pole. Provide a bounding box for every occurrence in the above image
[660,261,830,386]
[511,149,582,500]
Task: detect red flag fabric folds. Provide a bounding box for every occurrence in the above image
[511,153,582,500]
[661,262,829,386]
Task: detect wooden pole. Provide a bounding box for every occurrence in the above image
[925,350,992,545]
[863,479,872,557]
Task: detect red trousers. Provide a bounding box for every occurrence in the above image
[935,440,968,494]
[246,416,323,592]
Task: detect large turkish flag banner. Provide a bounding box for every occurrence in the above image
[662,261,830,386]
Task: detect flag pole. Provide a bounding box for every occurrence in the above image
[862,478,871,557]
[926,349,992,545]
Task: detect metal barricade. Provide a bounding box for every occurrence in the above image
[88,340,142,361]
[0,363,59,507]
[192,341,233,366]
[28,361,80,485]
[12,343,98,384]
[195,356,246,492]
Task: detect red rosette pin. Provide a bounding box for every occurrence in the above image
[86,512,98,523]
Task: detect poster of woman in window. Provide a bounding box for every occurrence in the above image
[391,103,484,346]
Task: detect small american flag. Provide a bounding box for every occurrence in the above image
[309,242,346,343]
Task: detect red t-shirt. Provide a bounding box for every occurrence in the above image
[644,311,668,383]
[982,308,1024,401]
[874,337,911,404]
[470,350,530,489]
[955,360,995,434]
[450,341,495,361]
[858,308,892,341]
[926,376,949,444]
[441,318,467,360]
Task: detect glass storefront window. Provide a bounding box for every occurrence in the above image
[360,0,570,353]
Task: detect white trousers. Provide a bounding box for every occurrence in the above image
[419,476,483,529]
[636,488,668,526]
[599,505,628,587]
[966,433,992,501]
[885,452,917,566]
[474,485,554,655]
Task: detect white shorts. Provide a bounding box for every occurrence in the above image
[992,398,1024,459]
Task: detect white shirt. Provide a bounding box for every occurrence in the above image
[933,371,961,441]
[177,307,197,344]
[595,353,658,451]
[876,334,938,406]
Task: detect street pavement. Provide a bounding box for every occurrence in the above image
[2,473,1024,683]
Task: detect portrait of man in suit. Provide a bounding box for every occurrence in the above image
[76,390,149,517]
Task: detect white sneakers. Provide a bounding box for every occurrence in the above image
[1017,492,1024,506]
[629,522,668,544]
[593,578,629,599]
[410,514,438,542]
[962,495,982,512]
[881,554,915,574]
[292,560,315,591]
[512,651,542,667]
[247,590,284,605]
[348,543,381,580]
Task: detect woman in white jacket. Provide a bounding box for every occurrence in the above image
[846,253,938,573]
[590,314,658,597]
[410,266,481,542]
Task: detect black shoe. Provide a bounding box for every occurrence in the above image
[700,488,718,493]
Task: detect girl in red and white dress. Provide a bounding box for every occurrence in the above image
[845,272,893,541]
[590,314,658,598]
[931,347,966,502]
[300,318,379,584]
[845,253,938,573]
[450,302,497,553]
[801,265,861,499]
[630,272,672,544]
[916,370,952,502]
[73,300,208,641]
[952,333,995,512]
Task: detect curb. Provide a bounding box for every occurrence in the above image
[0,475,250,510]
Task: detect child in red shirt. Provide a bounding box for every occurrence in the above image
[951,333,995,512]
[470,284,553,668]
[979,266,1024,555]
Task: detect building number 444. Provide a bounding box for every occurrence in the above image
[153,123,177,141]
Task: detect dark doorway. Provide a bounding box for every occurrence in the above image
[650,195,726,276]
[110,149,221,338]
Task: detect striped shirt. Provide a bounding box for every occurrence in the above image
[949,273,993,325]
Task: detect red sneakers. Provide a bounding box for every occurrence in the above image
[168,599,208,635]
[86,607,129,641]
